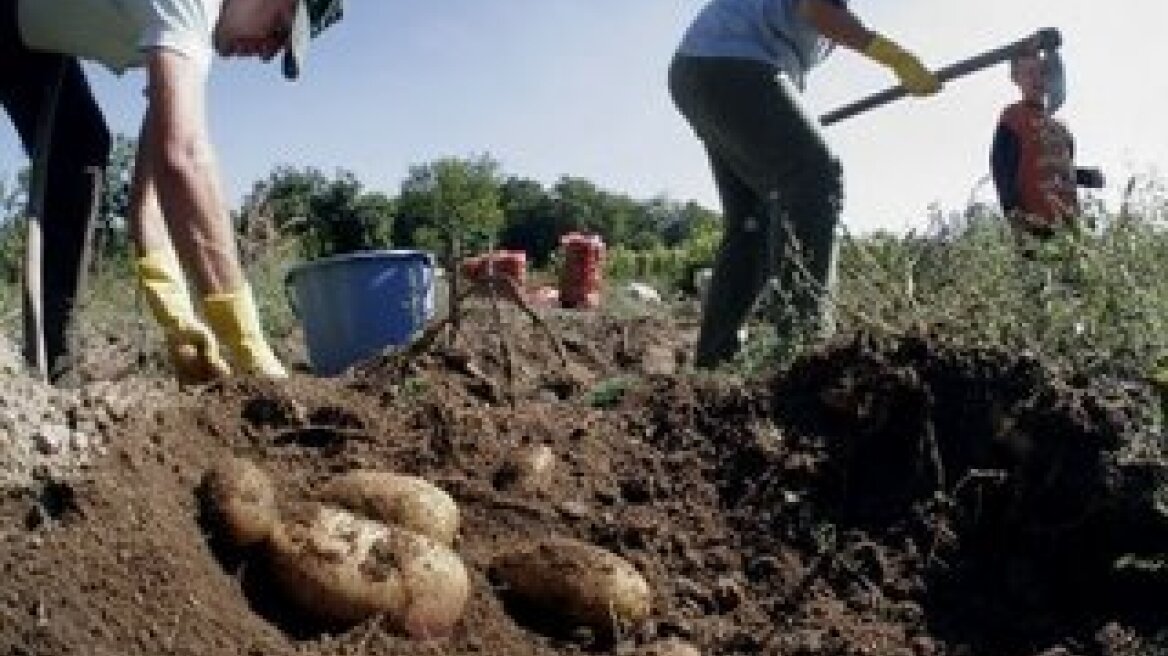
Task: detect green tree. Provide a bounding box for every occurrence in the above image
[550,176,600,237]
[397,155,504,258]
[303,171,394,259]
[0,171,24,282]
[93,133,136,264]
[238,165,331,236]
[238,166,393,260]
[0,171,21,224]
[498,176,561,266]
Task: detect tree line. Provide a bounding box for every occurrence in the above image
[0,136,721,282]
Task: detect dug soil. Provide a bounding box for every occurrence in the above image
[2,305,1167,656]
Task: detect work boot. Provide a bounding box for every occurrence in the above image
[136,249,231,384]
[202,284,287,378]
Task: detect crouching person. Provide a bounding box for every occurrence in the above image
[2,0,343,383]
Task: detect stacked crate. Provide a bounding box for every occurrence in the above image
[559,233,605,309]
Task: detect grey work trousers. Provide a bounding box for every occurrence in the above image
[669,54,841,368]
[1,0,109,381]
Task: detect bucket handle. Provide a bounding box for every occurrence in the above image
[407,265,428,338]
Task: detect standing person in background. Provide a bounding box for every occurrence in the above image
[990,46,1104,256]
[1,0,342,384]
[670,0,942,369]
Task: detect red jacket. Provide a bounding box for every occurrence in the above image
[991,101,1080,230]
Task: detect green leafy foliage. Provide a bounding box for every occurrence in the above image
[92,134,136,263]
[829,179,1168,379]
[240,166,394,261]
[396,155,504,259]
[497,176,568,268]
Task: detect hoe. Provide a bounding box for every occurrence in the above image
[821,27,1063,125]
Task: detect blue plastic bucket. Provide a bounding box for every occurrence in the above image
[285,250,435,376]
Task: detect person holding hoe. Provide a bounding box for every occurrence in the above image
[1,0,343,384]
[669,0,942,368]
[990,43,1104,256]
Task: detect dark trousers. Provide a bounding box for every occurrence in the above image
[669,54,842,368]
[1,0,110,381]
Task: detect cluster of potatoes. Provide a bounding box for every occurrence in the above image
[202,455,699,653]
[202,459,470,638]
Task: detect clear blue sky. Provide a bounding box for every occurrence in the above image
[1,0,1164,233]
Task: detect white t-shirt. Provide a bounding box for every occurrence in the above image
[17,0,221,75]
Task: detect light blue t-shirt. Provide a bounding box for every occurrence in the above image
[677,0,831,90]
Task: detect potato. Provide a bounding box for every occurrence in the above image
[268,503,470,637]
[313,471,459,546]
[636,639,701,656]
[492,537,651,631]
[495,444,556,493]
[201,456,277,548]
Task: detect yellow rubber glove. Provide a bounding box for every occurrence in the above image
[864,34,941,96]
[136,249,232,384]
[202,284,288,378]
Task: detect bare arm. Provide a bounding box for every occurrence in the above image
[135,48,244,294]
[796,0,874,52]
[128,109,167,253]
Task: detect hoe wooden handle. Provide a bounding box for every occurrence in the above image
[820,27,1062,126]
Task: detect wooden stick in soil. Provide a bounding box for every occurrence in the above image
[380,272,572,387]
[445,224,462,347]
[486,274,571,372]
[484,262,517,407]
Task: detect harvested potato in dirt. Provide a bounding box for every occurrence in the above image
[636,638,701,656]
[313,471,459,546]
[492,537,651,632]
[495,443,556,492]
[268,503,470,636]
[200,456,277,548]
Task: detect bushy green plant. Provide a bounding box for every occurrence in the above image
[829,193,1168,379]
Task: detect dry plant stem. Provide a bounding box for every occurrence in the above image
[774,533,881,620]
[950,468,1009,524]
[925,514,959,568]
[919,417,946,494]
[384,273,570,377]
[446,229,462,348]
[924,470,1010,566]
[469,273,570,370]
[782,223,900,336]
[485,271,517,407]
[352,613,385,656]
[950,468,1010,498]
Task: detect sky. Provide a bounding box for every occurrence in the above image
[1,0,1165,234]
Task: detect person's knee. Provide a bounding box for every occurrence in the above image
[776,155,842,225]
[801,154,843,205]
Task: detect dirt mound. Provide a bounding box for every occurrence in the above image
[1,312,1165,656]
[768,333,1168,653]
[352,305,696,404]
